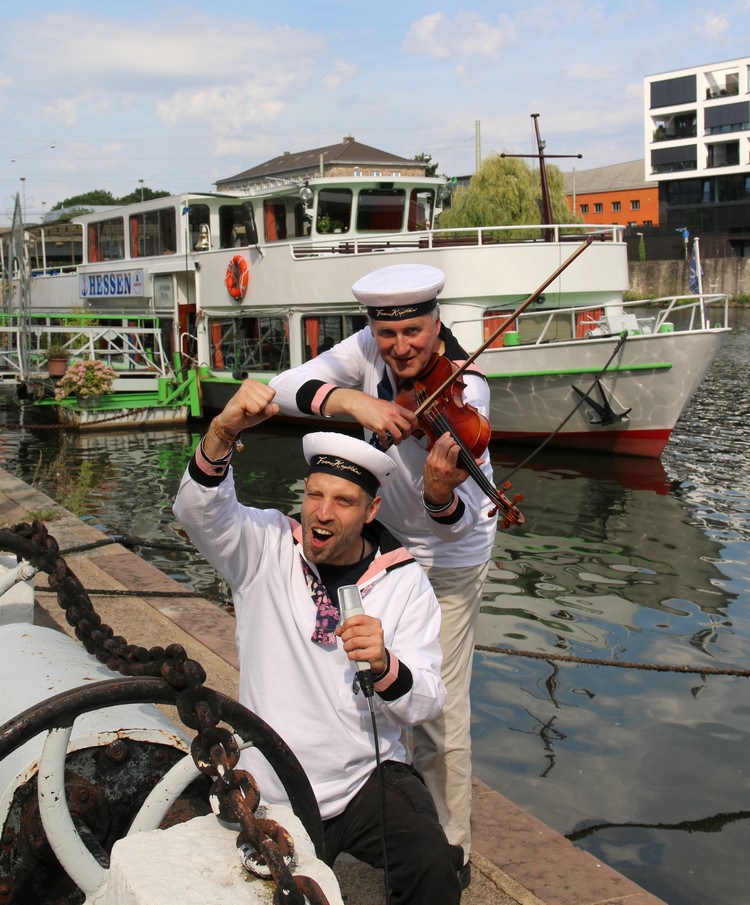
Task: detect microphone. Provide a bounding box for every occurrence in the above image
[337,584,375,699]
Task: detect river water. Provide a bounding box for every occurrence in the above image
[1,310,749,905]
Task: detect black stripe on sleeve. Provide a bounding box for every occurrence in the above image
[376,659,414,701]
[295,380,328,415]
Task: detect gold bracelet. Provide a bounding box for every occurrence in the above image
[210,418,245,452]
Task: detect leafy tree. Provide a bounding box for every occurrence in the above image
[118,187,171,205]
[50,187,170,212]
[51,190,117,210]
[439,153,580,230]
[413,152,439,177]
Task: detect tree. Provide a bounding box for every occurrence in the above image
[413,152,439,178]
[439,153,581,229]
[118,187,171,205]
[50,187,171,212]
[52,190,118,211]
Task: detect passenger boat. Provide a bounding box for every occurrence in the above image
[8,172,729,457]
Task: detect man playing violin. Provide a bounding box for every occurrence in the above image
[269,263,497,888]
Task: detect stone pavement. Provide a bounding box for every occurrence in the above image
[0,465,668,905]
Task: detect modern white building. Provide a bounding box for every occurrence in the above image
[644,56,750,256]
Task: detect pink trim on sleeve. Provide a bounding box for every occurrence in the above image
[311,383,338,417]
[426,494,460,520]
[195,440,231,477]
[373,651,400,694]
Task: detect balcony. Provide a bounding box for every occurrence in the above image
[705,86,740,100]
[653,126,698,142]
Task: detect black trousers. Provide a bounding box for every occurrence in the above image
[323,761,464,905]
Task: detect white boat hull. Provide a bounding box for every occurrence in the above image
[478,326,730,458]
[55,405,189,430]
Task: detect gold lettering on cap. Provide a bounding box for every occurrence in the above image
[315,455,364,477]
[372,305,418,318]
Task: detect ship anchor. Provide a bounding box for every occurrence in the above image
[572,378,632,426]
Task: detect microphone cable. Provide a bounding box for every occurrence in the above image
[339,583,391,904]
[364,690,390,905]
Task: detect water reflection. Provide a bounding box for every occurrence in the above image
[469,314,750,905]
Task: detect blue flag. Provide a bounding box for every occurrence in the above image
[689,242,702,294]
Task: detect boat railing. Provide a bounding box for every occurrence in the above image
[179,331,199,370]
[450,293,730,351]
[19,318,172,377]
[0,319,24,379]
[29,264,79,278]
[289,223,623,259]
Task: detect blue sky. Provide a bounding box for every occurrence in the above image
[2,0,749,225]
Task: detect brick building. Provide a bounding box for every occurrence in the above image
[564,160,659,229]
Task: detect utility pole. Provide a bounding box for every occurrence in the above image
[475,120,481,172]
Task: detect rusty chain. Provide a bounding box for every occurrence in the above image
[0,519,331,905]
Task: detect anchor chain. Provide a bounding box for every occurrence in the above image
[0,519,331,905]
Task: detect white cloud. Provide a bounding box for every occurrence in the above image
[323,60,358,90]
[405,11,515,61]
[10,12,325,119]
[405,13,450,58]
[693,11,729,40]
[157,84,285,133]
[42,93,92,127]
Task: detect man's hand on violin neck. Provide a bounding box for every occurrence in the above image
[423,434,471,504]
[324,389,417,447]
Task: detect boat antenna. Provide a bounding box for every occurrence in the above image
[501,113,582,242]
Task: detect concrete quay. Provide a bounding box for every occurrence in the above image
[0,465,669,905]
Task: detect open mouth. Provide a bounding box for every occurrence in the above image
[310,526,334,549]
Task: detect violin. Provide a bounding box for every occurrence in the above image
[396,353,524,529]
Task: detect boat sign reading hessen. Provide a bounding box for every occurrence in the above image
[79,269,144,298]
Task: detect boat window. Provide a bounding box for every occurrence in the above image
[129,208,177,257]
[87,217,125,263]
[356,189,405,232]
[302,314,367,361]
[188,204,211,251]
[263,198,310,241]
[316,189,352,235]
[219,204,248,248]
[208,315,289,373]
[407,189,436,231]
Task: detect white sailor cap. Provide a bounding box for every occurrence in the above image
[352,264,445,321]
[303,431,397,497]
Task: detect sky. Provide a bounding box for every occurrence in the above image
[2,0,749,225]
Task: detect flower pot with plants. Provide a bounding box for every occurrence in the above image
[53,359,117,406]
[45,344,71,378]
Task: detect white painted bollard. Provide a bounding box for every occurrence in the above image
[0,555,36,625]
[106,811,344,905]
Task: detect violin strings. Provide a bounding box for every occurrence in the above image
[416,388,520,522]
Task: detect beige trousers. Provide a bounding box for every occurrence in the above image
[410,560,490,864]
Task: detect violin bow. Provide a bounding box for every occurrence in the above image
[413,233,595,418]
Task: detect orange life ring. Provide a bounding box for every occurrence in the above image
[225,255,249,300]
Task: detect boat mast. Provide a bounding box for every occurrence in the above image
[501,114,582,242]
[8,194,32,379]
[533,114,554,231]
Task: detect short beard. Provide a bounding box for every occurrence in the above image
[301,520,364,565]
